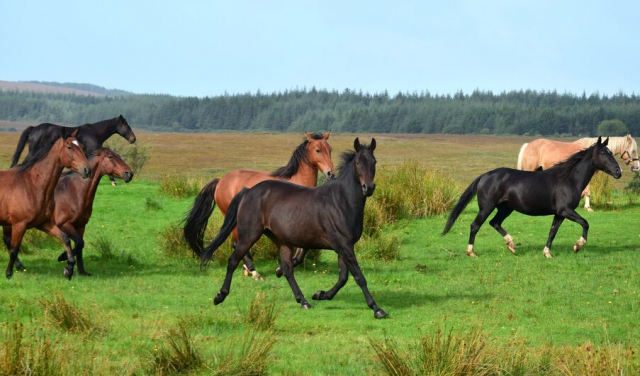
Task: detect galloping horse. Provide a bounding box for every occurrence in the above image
[199,138,388,318]
[444,137,621,258]
[24,149,132,276]
[517,134,638,211]
[184,132,334,280]
[11,115,136,186]
[0,130,91,279]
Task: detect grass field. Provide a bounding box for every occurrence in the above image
[0,131,638,374]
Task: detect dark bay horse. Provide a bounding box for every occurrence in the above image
[198,138,388,319]
[10,115,136,186]
[29,149,132,276]
[184,132,334,280]
[443,137,621,258]
[0,130,90,279]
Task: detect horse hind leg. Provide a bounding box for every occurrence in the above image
[235,227,263,281]
[3,227,25,272]
[489,205,516,254]
[467,204,495,257]
[543,215,565,258]
[279,245,312,309]
[6,223,27,279]
[582,184,594,212]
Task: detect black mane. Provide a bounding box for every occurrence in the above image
[16,136,61,172]
[334,141,373,181]
[270,133,323,178]
[547,144,595,179]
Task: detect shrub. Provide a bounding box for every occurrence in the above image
[625,172,640,194]
[589,171,613,205]
[159,174,203,198]
[596,119,628,137]
[39,293,106,335]
[104,137,149,176]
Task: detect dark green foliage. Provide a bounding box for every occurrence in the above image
[2,89,640,135]
[626,172,640,194]
[145,197,163,211]
[596,119,628,136]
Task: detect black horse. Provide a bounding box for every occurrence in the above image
[11,115,136,185]
[198,138,388,319]
[442,137,621,258]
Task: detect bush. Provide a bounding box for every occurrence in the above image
[589,171,613,205]
[104,137,149,176]
[596,119,628,137]
[625,172,640,194]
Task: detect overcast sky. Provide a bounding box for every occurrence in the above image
[1,0,639,97]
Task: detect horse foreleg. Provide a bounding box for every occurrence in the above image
[242,250,263,281]
[6,223,26,279]
[489,205,516,254]
[43,225,75,280]
[339,245,388,319]
[279,245,311,309]
[276,247,307,278]
[582,184,593,212]
[61,224,89,276]
[3,226,25,272]
[561,209,589,252]
[542,215,565,258]
[313,255,348,301]
[467,205,494,257]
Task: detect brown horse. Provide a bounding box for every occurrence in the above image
[0,130,90,279]
[31,149,132,276]
[184,132,335,279]
[517,134,639,211]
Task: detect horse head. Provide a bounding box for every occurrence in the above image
[62,129,91,179]
[116,115,137,144]
[353,137,377,197]
[305,131,335,179]
[594,137,622,179]
[621,134,639,172]
[91,148,134,183]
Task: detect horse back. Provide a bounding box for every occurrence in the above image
[215,169,284,214]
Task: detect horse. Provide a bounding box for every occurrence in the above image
[183,131,334,280]
[198,138,388,319]
[443,137,621,259]
[11,149,133,276]
[516,134,638,211]
[10,115,136,186]
[0,129,91,279]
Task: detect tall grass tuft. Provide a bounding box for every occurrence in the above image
[39,293,106,335]
[147,322,204,376]
[558,340,637,376]
[159,174,203,198]
[146,197,163,211]
[357,234,401,261]
[589,171,613,205]
[94,235,116,260]
[0,321,65,376]
[212,329,277,376]
[19,229,59,254]
[245,292,279,332]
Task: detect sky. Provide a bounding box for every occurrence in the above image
[1,0,639,97]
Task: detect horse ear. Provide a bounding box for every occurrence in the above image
[354,138,361,151]
[603,137,609,146]
[597,136,602,145]
[71,129,79,138]
[305,132,314,142]
[370,138,377,152]
[322,130,331,140]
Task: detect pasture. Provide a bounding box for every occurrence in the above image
[0,131,638,375]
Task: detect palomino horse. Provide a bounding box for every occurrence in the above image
[0,130,91,279]
[30,149,132,276]
[11,115,136,186]
[198,138,388,318]
[444,137,621,258]
[183,132,334,280]
[517,134,639,211]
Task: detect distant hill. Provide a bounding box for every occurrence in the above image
[0,80,133,97]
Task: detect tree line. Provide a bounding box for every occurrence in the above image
[0,88,639,136]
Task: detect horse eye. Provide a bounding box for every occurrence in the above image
[108,155,114,159]
[67,146,72,150]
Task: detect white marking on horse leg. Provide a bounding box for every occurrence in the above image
[504,234,516,254]
[584,195,594,212]
[466,244,477,257]
[242,264,251,276]
[573,237,587,252]
[543,247,552,258]
[251,270,264,281]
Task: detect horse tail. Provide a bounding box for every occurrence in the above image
[516,143,528,170]
[200,188,248,268]
[10,126,33,167]
[183,178,219,257]
[442,175,482,235]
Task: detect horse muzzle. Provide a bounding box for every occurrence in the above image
[611,167,622,179]
[122,171,134,183]
[128,135,137,144]
[81,166,91,179]
[362,183,376,197]
[325,170,335,180]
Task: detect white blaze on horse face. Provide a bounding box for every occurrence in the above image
[72,140,80,147]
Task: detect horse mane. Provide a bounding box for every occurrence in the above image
[270,133,323,178]
[333,141,373,181]
[547,143,595,179]
[16,136,61,172]
[578,136,631,155]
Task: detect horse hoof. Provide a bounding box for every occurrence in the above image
[64,269,73,280]
[586,207,594,213]
[6,271,13,280]
[275,267,283,278]
[312,291,328,300]
[374,309,389,319]
[467,252,477,257]
[213,293,225,305]
[58,254,68,262]
[301,302,313,309]
[251,271,264,281]
[242,265,251,277]
[16,264,26,272]
[573,237,587,252]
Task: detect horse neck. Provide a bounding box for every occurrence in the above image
[333,164,367,220]
[89,118,118,143]
[289,161,318,186]
[79,159,107,210]
[567,155,596,191]
[26,142,65,201]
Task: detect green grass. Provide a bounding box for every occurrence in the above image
[0,179,638,374]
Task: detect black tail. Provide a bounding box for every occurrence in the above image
[10,126,33,167]
[183,179,219,256]
[442,175,482,235]
[200,188,248,268]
